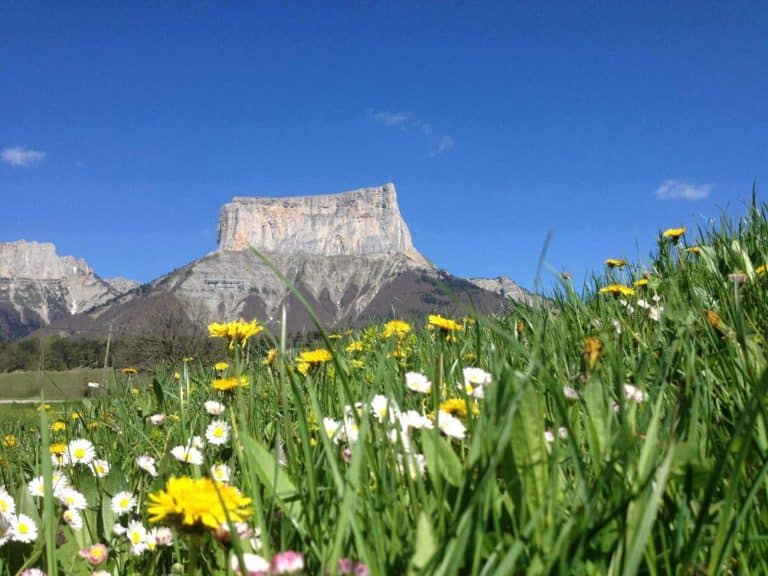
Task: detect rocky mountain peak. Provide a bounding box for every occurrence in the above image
[0,240,93,280]
[0,241,137,340]
[216,183,431,267]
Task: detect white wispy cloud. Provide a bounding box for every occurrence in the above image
[433,135,455,156]
[370,110,409,127]
[655,179,712,201]
[1,146,46,167]
[368,109,454,155]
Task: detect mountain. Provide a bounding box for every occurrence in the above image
[31,183,528,339]
[0,241,135,340]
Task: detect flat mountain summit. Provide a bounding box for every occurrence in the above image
[5,184,533,341]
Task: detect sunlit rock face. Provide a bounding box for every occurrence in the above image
[216,183,431,267]
[32,183,531,340]
[0,241,134,340]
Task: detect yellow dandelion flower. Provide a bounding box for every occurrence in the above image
[211,376,249,392]
[208,319,263,349]
[122,367,138,376]
[382,320,412,339]
[428,314,462,332]
[296,349,333,365]
[686,245,702,255]
[262,348,278,366]
[328,333,342,340]
[183,356,194,363]
[49,442,67,455]
[3,434,16,448]
[662,227,686,241]
[633,278,649,288]
[51,421,67,433]
[599,284,635,297]
[583,337,602,372]
[755,264,767,276]
[605,258,627,269]
[214,361,229,371]
[345,341,364,353]
[147,476,252,531]
[439,398,479,419]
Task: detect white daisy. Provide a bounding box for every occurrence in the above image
[171,445,204,465]
[204,400,226,416]
[11,514,38,544]
[111,491,137,516]
[462,367,492,398]
[437,410,466,440]
[230,553,270,575]
[0,513,11,547]
[58,487,88,511]
[136,455,158,477]
[126,520,148,555]
[63,509,83,531]
[624,384,647,403]
[89,459,110,478]
[211,463,231,483]
[153,526,173,546]
[398,410,433,431]
[396,453,427,479]
[370,395,389,422]
[405,372,431,394]
[149,413,167,426]
[112,522,127,536]
[0,486,16,517]
[66,439,96,466]
[205,420,230,446]
[322,417,341,443]
[27,472,69,498]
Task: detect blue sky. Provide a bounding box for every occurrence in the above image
[2,2,766,292]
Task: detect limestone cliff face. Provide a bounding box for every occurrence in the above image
[37,184,525,339]
[0,241,135,340]
[216,183,431,267]
[0,241,93,279]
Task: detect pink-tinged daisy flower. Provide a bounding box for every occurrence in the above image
[63,509,84,531]
[79,543,108,565]
[270,551,305,574]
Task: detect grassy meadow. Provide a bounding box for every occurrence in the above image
[0,369,112,403]
[1,200,768,575]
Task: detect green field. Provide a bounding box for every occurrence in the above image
[0,368,111,401]
[0,202,766,575]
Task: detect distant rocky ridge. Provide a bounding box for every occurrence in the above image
[0,241,136,340]
[6,184,533,341]
[468,276,537,306]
